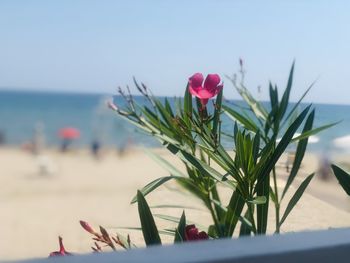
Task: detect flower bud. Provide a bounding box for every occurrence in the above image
[80,220,96,234]
[49,236,73,257]
[107,101,118,111]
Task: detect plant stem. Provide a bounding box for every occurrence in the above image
[247,203,257,234]
[272,168,280,233]
[207,198,221,237]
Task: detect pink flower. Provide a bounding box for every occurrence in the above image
[49,236,73,257]
[184,224,209,241]
[188,73,223,109]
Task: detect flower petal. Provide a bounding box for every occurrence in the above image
[189,86,200,97]
[198,231,209,240]
[204,74,221,92]
[195,88,217,99]
[189,73,204,89]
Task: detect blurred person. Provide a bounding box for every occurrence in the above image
[91,138,101,159]
[318,154,332,181]
[0,130,5,145]
[32,122,45,155]
[58,127,80,152]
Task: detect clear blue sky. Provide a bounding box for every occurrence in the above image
[1,0,349,104]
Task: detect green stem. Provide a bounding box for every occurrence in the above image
[207,197,222,237]
[272,168,280,233]
[247,203,257,234]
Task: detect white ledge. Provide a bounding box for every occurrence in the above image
[6,228,350,263]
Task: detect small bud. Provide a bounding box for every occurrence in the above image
[49,236,73,257]
[80,220,95,234]
[107,101,118,111]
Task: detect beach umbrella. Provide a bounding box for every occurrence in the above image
[276,133,319,144]
[58,127,80,139]
[333,135,350,149]
[308,135,320,144]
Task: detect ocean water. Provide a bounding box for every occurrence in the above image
[0,90,349,153]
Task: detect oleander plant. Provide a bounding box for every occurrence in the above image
[50,61,336,256]
[106,61,335,243]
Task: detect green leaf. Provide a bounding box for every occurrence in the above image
[269,186,277,204]
[174,211,186,243]
[174,176,208,202]
[211,185,225,222]
[224,190,245,237]
[212,88,223,136]
[144,148,187,178]
[252,131,261,164]
[279,173,314,228]
[137,190,162,246]
[239,209,253,237]
[153,214,204,229]
[154,99,175,128]
[269,82,279,109]
[208,224,218,238]
[223,105,259,133]
[255,105,311,189]
[131,176,174,204]
[183,84,193,128]
[331,165,350,195]
[282,110,314,199]
[167,145,233,188]
[165,98,174,118]
[282,79,315,128]
[278,61,294,120]
[256,172,269,234]
[247,196,267,205]
[291,121,340,143]
[235,85,268,120]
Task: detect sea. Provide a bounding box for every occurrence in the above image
[1,90,350,154]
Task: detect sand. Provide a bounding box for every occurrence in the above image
[1,147,350,260]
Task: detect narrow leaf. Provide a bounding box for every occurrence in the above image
[331,164,350,195]
[291,121,340,143]
[212,88,223,136]
[223,105,259,133]
[137,190,162,246]
[224,190,245,237]
[183,84,193,127]
[247,196,267,205]
[279,173,314,227]
[131,176,174,204]
[174,211,186,243]
[256,173,270,234]
[278,62,294,120]
[282,110,314,198]
[239,209,253,237]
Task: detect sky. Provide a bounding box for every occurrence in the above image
[0,0,350,104]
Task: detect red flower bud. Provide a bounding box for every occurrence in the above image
[184,224,209,241]
[49,236,73,257]
[80,220,96,234]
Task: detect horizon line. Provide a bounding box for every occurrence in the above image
[1,87,349,107]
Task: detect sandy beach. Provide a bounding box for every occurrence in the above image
[1,147,350,260]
